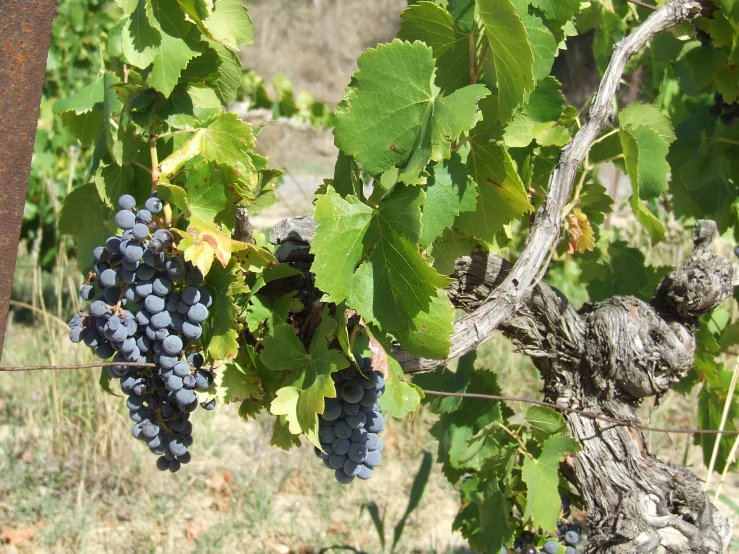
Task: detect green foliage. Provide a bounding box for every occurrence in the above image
[50,0,739,549]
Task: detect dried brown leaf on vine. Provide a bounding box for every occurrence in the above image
[567,208,596,255]
[368,334,390,379]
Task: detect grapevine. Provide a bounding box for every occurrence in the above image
[314,355,386,484]
[7,0,738,550]
[68,193,215,470]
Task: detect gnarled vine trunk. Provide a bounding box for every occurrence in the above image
[269,218,736,552]
[445,220,736,553]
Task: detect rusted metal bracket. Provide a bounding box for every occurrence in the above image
[0,1,58,361]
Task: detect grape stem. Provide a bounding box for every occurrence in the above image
[150,118,159,189]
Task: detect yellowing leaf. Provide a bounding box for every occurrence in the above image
[174,216,247,276]
[566,208,595,255]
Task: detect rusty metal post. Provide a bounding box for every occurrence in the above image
[0,0,57,361]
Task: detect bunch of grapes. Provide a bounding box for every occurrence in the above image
[68,193,216,472]
[314,356,386,484]
[708,93,738,127]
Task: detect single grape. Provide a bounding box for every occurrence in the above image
[343,459,362,476]
[152,276,172,297]
[69,326,83,342]
[334,420,352,440]
[125,244,144,262]
[199,289,213,308]
[175,388,196,406]
[565,531,580,545]
[118,194,136,210]
[188,352,204,368]
[186,303,208,323]
[93,246,108,262]
[350,428,368,443]
[181,321,201,340]
[342,401,359,416]
[115,210,136,230]
[181,287,201,306]
[151,310,172,329]
[80,284,94,300]
[163,335,183,355]
[348,442,367,464]
[332,438,350,456]
[346,411,366,430]
[154,229,174,248]
[366,412,384,433]
[194,370,212,390]
[136,209,152,225]
[132,223,149,240]
[99,269,117,288]
[328,453,348,469]
[147,238,163,254]
[201,399,216,410]
[322,398,342,421]
[145,196,162,213]
[366,433,380,451]
[69,314,84,328]
[341,381,364,403]
[172,361,190,379]
[565,548,576,554]
[144,294,165,314]
[357,465,373,480]
[543,540,559,554]
[182,374,196,389]
[319,425,337,444]
[185,268,203,287]
[334,469,354,485]
[720,113,736,127]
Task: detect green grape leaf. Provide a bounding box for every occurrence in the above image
[475,478,513,550]
[204,258,241,359]
[524,76,565,123]
[398,1,470,93]
[311,188,375,303]
[215,352,263,404]
[204,0,255,50]
[430,228,479,276]
[94,163,150,208]
[53,76,105,115]
[524,405,568,442]
[116,0,138,14]
[630,195,666,245]
[370,328,424,419]
[121,0,160,70]
[147,0,202,97]
[271,416,302,450]
[420,153,477,248]
[530,0,580,23]
[333,39,489,185]
[521,434,580,532]
[522,13,558,82]
[456,142,533,241]
[313,185,454,358]
[413,349,476,413]
[619,103,676,144]
[59,183,114,271]
[176,0,213,37]
[478,0,535,124]
[260,324,310,371]
[268,327,349,447]
[159,113,256,177]
[53,76,106,147]
[503,111,535,148]
[620,125,671,201]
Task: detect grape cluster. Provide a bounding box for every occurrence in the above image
[314,356,386,484]
[708,93,738,127]
[68,193,216,472]
[503,497,581,552]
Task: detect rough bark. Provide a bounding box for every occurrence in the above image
[265,217,737,552]
[439,221,738,553]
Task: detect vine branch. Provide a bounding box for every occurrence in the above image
[393,0,703,373]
